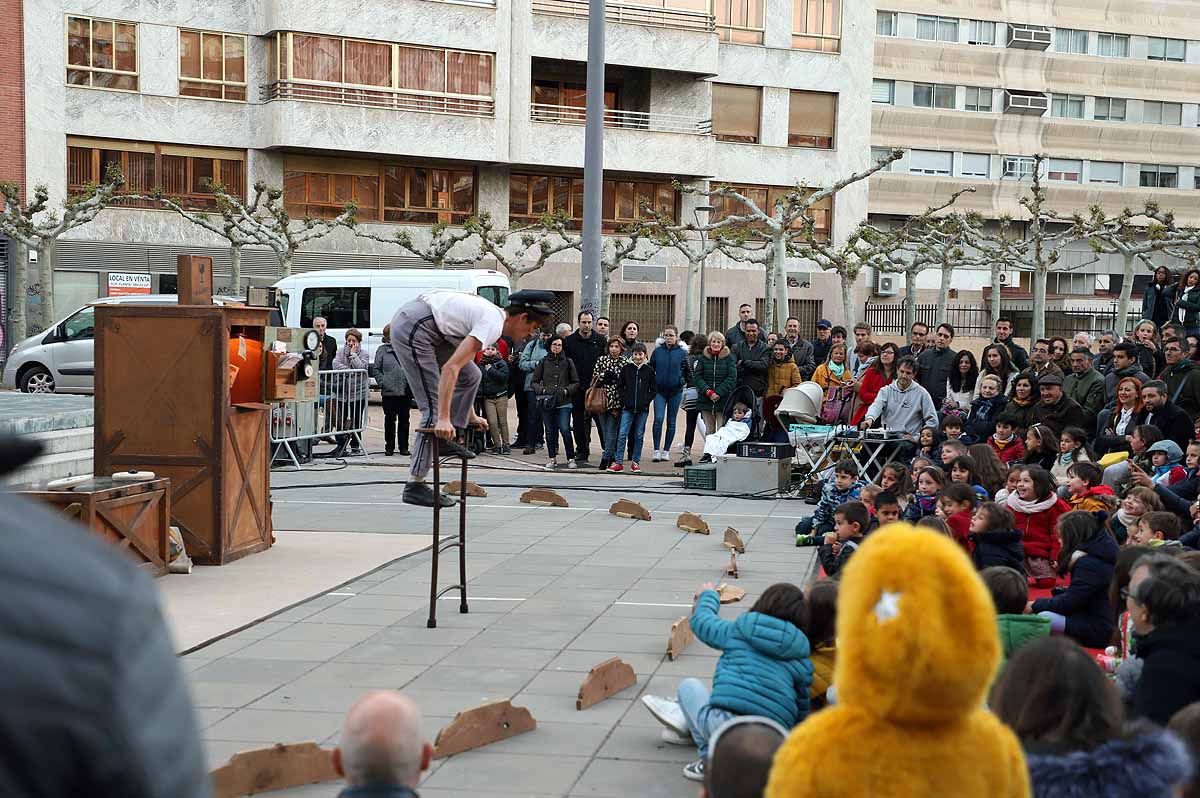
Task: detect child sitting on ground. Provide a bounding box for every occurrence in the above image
[1112,486,1162,544]
[916,426,939,460]
[796,459,864,546]
[916,515,952,536]
[1052,426,1094,486]
[818,501,870,578]
[1066,461,1116,513]
[1096,545,1153,681]
[1130,510,1183,549]
[1146,440,1188,487]
[874,491,902,527]
[979,566,1050,659]
[1028,510,1118,649]
[640,582,813,782]
[994,464,1023,503]
[969,501,1025,571]
[963,374,1008,444]
[804,578,838,709]
[937,482,977,552]
[701,402,752,461]
[939,439,969,470]
[903,466,945,522]
[1005,464,1070,588]
[987,413,1026,465]
[1023,423,1058,470]
[876,462,910,503]
[949,455,990,501]
[909,456,933,493]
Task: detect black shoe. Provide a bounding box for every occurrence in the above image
[598,457,610,471]
[403,482,456,508]
[675,454,692,468]
[501,445,511,455]
[385,448,395,457]
[434,437,476,460]
[523,445,536,455]
[399,448,411,456]
[698,454,712,464]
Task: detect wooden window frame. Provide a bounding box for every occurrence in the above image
[507,172,678,233]
[65,15,139,92]
[66,137,247,211]
[714,0,765,44]
[787,90,836,149]
[792,0,841,52]
[179,29,249,102]
[281,158,479,225]
[708,183,832,241]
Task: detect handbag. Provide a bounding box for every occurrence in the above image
[682,386,699,411]
[585,385,607,414]
[820,386,853,425]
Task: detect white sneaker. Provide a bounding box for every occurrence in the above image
[567,460,578,470]
[544,459,557,470]
[652,450,662,462]
[661,728,693,746]
[641,695,689,735]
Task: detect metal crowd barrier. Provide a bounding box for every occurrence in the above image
[270,369,370,469]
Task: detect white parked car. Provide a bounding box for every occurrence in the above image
[2,294,245,394]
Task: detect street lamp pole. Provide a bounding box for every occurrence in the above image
[579,0,606,317]
[694,205,715,333]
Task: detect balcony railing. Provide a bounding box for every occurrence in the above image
[262,80,495,118]
[532,0,716,32]
[530,103,712,135]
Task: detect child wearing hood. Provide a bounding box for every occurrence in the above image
[641,582,813,782]
[1066,461,1116,513]
[1028,510,1118,649]
[702,402,753,460]
[1147,439,1187,487]
[980,565,1050,659]
[970,502,1026,572]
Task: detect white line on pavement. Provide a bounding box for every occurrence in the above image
[326,592,357,597]
[274,499,807,519]
[614,601,694,608]
[438,596,525,601]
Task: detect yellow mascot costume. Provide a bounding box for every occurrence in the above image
[766,524,1030,798]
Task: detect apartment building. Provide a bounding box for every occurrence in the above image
[867,1,1200,313]
[4,0,872,338]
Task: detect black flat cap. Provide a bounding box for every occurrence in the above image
[507,289,557,316]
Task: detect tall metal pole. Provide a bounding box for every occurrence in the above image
[579,0,605,317]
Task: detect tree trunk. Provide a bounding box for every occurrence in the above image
[990,259,1003,329]
[1115,251,1135,335]
[1031,266,1048,342]
[762,256,776,332]
[841,273,856,328]
[936,261,953,324]
[37,238,55,331]
[903,269,917,331]
[9,238,28,344]
[600,264,613,318]
[681,255,698,333]
[230,243,243,297]
[773,232,789,334]
[280,252,293,278]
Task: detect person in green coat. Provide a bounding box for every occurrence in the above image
[980,565,1051,659]
[1063,348,1106,430]
[693,331,738,436]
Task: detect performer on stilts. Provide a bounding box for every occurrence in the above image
[390,289,556,507]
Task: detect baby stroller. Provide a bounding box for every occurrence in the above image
[703,385,764,458]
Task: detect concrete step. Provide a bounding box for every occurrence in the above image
[28,426,94,455]
[5,449,94,486]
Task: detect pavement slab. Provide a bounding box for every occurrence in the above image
[190,462,818,796]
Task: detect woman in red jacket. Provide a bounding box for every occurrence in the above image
[1004,464,1069,588]
[850,342,897,426]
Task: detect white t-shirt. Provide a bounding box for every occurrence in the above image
[408,290,505,349]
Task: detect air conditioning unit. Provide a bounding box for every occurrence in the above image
[997,271,1019,286]
[874,271,899,297]
[1007,24,1052,50]
[1004,90,1049,116]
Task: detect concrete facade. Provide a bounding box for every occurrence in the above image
[13,0,874,335]
[867,2,1200,311]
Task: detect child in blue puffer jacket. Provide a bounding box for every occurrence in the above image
[641,582,813,782]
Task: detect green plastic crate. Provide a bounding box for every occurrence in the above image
[683,465,717,490]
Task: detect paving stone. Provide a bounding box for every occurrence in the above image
[250,684,382,713]
[405,666,540,694]
[288,661,429,689]
[184,636,256,659]
[571,757,698,798]
[194,707,235,729]
[203,708,343,744]
[568,631,672,655]
[424,752,590,795]
[474,721,611,758]
[304,606,415,626]
[335,641,458,665]
[511,693,632,726]
[230,638,360,661]
[266,623,381,644]
[203,739,260,770]
[187,681,278,709]
[438,644,562,671]
[595,725,697,763]
[371,625,483,646]
[545,650,665,676]
[190,657,321,684]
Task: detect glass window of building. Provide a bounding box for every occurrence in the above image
[1094,97,1126,122]
[1054,28,1088,54]
[1096,33,1129,57]
[909,150,953,176]
[67,16,139,90]
[1147,37,1186,62]
[712,84,761,143]
[961,153,990,178]
[965,87,992,112]
[916,15,958,42]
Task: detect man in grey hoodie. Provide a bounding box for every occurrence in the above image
[859,357,938,461]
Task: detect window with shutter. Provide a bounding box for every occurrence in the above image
[788,91,836,148]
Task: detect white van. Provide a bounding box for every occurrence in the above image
[273,269,511,362]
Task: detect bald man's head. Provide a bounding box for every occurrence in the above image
[333,691,431,788]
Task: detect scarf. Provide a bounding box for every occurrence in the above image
[1116,505,1141,530]
[828,361,846,378]
[1005,492,1058,515]
[992,433,1014,449]
[1057,450,1079,469]
[1010,394,1035,408]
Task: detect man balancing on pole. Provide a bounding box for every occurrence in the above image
[391,289,555,507]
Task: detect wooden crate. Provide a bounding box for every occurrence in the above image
[20,478,171,576]
[94,304,273,565]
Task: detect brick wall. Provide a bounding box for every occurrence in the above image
[0,0,25,194]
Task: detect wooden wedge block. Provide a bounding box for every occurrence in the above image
[723,526,746,553]
[667,616,694,660]
[210,742,338,798]
[520,488,569,507]
[676,512,710,535]
[576,657,637,710]
[444,480,487,497]
[609,498,651,520]
[433,700,537,758]
[726,550,739,579]
[717,583,746,604]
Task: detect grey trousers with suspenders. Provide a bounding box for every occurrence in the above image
[391,299,482,480]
